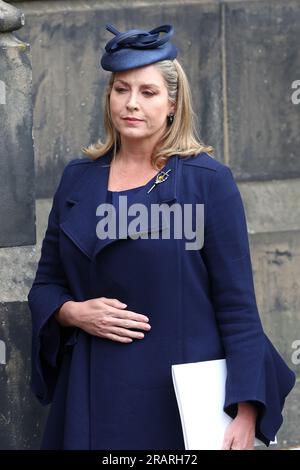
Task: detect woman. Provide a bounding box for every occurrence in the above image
[28,24,295,450]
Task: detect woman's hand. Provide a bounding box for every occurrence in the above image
[55,297,151,343]
[221,402,257,450]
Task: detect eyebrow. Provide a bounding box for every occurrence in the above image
[114,79,160,89]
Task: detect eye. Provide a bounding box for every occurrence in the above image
[115,87,127,93]
[142,91,155,97]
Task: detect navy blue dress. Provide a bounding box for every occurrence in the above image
[108,185,146,218]
[28,151,296,450]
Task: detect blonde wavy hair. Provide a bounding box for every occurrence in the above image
[81,59,214,169]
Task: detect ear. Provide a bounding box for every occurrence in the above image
[168,101,176,115]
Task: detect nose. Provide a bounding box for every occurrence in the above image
[126,92,139,111]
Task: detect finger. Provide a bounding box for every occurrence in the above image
[113,318,151,331]
[110,309,150,323]
[111,327,145,340]
[100,297,127,308]
[106,333,133,343]
[221,437,234,450]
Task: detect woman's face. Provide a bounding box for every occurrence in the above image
[109,64,175,143]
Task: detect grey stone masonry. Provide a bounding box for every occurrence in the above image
[0,0,40,451]
[225,0,300,180]
[0,0,35,247]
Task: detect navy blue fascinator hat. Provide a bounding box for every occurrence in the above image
[100,24,178,72]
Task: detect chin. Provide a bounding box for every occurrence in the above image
[119,129,150,139]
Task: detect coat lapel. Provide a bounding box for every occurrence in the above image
[60,150,179,260]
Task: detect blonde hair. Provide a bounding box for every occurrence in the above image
[81,59,214,169]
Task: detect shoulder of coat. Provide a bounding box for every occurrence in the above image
[65,157,94,168]
[180,152,228,173]
[62,157,100,178]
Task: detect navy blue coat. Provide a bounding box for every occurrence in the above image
[28,150,295,449]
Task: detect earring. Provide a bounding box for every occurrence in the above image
[167,113,175,125]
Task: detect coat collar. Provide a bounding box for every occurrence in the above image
[60,150,180,260]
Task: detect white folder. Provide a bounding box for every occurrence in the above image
[171,358,276,450]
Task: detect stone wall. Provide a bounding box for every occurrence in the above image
[0,0,299,449]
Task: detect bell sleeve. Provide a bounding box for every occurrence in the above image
[201,164,296,446]
[28,164,77,405]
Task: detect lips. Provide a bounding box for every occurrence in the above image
[123,117,143,122]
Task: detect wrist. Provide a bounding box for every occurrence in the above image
[237,402,258,420]
[55,301,79,327]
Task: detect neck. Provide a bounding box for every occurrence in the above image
[116,135,160,167]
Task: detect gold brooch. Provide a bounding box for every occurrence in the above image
[147,169,172,194]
